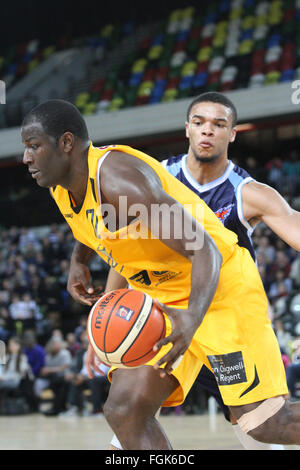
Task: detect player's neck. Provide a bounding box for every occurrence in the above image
[65,147,89,206]
[186,152,229,185]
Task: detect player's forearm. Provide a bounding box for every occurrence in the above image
[263,210,300,252]
[105,267,128,293]
[278,210,300,251]
[71,240,95,266]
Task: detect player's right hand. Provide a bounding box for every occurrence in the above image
[67,261,103,306]
[153,300,200,377]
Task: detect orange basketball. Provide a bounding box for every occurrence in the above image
[87,288,166,368]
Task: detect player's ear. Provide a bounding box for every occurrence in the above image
[229,127,237,143]
[60,132,75,153]
[185,121,190,139]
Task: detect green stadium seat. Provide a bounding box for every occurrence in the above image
[162,88,178,102]
[108,97,125,112]
[82,102,97,115]
[75,92,90,110]
[265,70,281,84]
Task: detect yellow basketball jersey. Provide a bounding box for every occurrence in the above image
[50,143,239,307]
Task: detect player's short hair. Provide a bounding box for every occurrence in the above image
[186,92,238,127]
[22,99,89,143]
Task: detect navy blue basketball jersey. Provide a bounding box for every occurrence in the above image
[162,154,256,260]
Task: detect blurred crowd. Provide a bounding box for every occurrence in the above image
[0,223,110,416]
[0,223,108,343]
[1,150,300,416]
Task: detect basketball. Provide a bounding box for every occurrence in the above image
[87,288,166,368]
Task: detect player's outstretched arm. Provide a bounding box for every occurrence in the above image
[100,151,223,375]
[242,181,300,251]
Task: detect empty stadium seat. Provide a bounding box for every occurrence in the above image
[3,0,299,122]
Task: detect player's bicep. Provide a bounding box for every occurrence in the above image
[141,189,207,258]
[118,171,205,258]
[243,181,292,221]
[100,151,206,258]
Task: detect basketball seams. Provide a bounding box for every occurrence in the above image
[87,302,104,360]
[105,294,153,365]
[104,291,147,354]
[87,289,166,369]
[121,305,166,365]
[103,290,135,363]
[120,299,154,364]
[87,289,131,363]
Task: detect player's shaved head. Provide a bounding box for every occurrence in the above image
[22,99,89,144]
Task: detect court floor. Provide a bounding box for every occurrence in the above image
[0,411,299,451]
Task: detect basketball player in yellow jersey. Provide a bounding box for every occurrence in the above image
[22,99,300,449]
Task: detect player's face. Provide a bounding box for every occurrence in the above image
[22,122,70,188]
[185,101,236,163]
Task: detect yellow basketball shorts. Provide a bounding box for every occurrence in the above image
[108,247,288,407]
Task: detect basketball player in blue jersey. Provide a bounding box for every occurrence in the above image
[77,93,300,450]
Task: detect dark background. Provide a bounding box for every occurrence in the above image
[0,0,205,50]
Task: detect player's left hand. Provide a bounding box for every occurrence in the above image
[153,300,201,377]
[85,344,110,378]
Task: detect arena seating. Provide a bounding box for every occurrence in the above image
[75,0,300,114]
[1,0,300,124]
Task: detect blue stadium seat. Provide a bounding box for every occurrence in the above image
[193,72,208,88]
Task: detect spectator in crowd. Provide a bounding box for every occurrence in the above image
[267,250,291,284]
[8,292,40,332]
[38,276,62,314]
[0,336,32,413]
[0,316,10,342]
[290,253,300,289]
[281,349,291,370]
[0,280,13,305]
[21,329,46,412]
[273,318,293,355]
[65,332,81,357]
[61,330,110,418]
[0,291,9,310]
[244,156,267,182]
[22,329,46,378]
[35,336,72,416]
[80,341,110,416]
[265,157,283,189]
[268,270,293,303]
[74,315,88,342]
[286,339,300,401]
[56,259,70,288]
[18,227,40,254]
[62,330,90,416]
[255,236,276,264]
[282,150,300,194]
